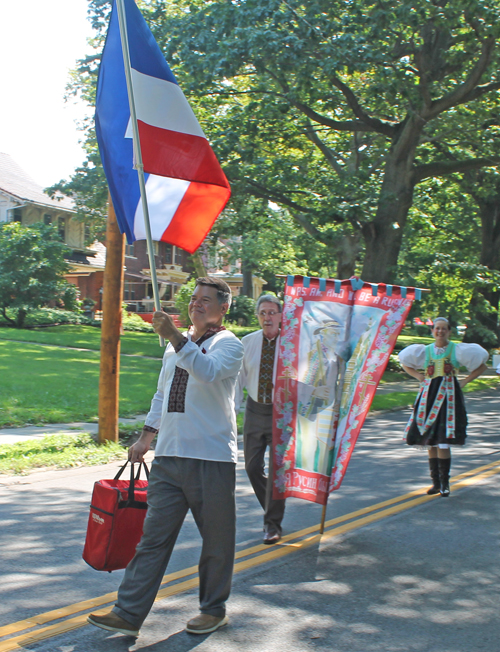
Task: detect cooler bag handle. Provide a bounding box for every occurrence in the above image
[113,461,149,508]
[125,462,149,508]
[135,461,150,481]
[114,460,149,482]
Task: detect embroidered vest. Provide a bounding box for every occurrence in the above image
[424,342,458,379]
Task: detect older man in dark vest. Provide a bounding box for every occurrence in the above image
[236,294,285,545]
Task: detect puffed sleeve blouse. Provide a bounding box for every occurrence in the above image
[399,343,488,373]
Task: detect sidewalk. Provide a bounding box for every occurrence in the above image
[0,414,148,445]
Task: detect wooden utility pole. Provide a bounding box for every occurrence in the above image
[98,195,125,443]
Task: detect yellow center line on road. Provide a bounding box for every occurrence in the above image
[1,457,500,651]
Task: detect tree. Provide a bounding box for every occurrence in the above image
[206,199,311,296]
[57,0,500,285]
[0,223,70,328]
[159,0,500,282]
[407,98,500,344]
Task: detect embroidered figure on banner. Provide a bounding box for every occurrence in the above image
[295,306,348,475]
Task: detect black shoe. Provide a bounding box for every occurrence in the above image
[438,457,451,497]
[427,457,440,495]
[263,530,281,545]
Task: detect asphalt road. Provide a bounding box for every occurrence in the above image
[1,389,500,651]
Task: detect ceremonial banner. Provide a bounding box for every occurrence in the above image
[273,276,417,505]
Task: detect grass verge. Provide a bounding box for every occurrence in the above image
[0,340,161,427]
[0,324,259,357]
[0,433,126,475]
[0,325,164,358]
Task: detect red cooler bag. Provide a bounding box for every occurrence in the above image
[83,461,149,572]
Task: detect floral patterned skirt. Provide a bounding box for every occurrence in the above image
[406,376,467,446]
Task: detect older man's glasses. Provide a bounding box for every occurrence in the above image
[258,310,279,317]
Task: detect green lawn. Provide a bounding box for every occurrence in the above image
[0,325,165,358]
[0,340,161,427]
[0,325,495,428]
[0,324,258,357]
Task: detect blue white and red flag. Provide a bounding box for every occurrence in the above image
[95,0,230,252]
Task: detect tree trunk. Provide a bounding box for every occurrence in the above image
[336,233,361,279]
[361,117,423,284]
[16,308,27,329]
[463,191,500,346]
[242,262,253,298]
[1,307,15,327]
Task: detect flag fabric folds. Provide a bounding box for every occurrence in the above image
[272,277,416,505]
[95,0,230,252]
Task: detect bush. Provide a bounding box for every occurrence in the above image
[226,295,258,326]
[415,324,431,337]
[175,279,196,326]
[62,284,81,312]
[122,310,154,332]
[0,222,70,327]
[0,307,93,327]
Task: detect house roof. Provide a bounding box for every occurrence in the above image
[0,152,74,212]
[66,241,107,274]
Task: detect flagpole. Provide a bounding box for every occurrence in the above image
[116,0,164,346]
[319,502,328,535]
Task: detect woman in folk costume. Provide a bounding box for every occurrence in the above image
[399,318,488,497]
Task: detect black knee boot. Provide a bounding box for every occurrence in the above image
[427,458,440,495]
[438,457,451,497]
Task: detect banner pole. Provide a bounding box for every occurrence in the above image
[319,502,328,535]
[116,0,164,346]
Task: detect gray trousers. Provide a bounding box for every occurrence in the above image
[244,396,285,534]
[113,456,236,627]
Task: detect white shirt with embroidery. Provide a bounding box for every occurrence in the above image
[144,329,244,463]
[234,329,280,411]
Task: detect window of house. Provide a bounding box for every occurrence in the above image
[164,244,173,264]
[153,241,159,255]
[174,246,183,265]
[124,282,136,300]
[125,243,135,257]
[43,213,52,225]
[58,217,66,240]
[162,285,172,301]
[13,208,22,222]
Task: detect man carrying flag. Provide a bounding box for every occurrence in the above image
[88,0,238,639]
[89,279,243,637]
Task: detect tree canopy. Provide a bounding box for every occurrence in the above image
[157,0,500,282]
[54,0,500,342]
